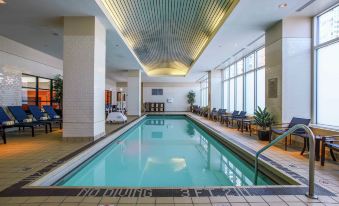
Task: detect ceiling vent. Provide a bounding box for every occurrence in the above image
[296,0,317,12]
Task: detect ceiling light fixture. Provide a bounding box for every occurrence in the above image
[0,0,7,5]
[278,3,288,8]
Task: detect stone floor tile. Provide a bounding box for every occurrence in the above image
[100,196,120,204]
[81,197,102,203]
[138,197,156,204]
[250,203,269,206]
[191,197,211,204]
[209,196,228,203]
[174,197,192,204]
[230,203,249,206]
[278,196,300,202]
[63,196,84,203]
[286,202,306,206]
[45,196,66,203]
[212,203,231,206]
[119,197,138,204]
[267,202,288,206]
[245,196,265,203]
[226,196,246,203]
[156,197,174,204]
[261,196,282,203]
[25,196,49,203]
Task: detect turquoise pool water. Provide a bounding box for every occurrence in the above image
[56,115,275,187]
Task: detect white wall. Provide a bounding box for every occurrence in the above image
[143,82,200,112]
[0,35,63,106]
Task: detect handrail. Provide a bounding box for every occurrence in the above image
[254,124,317,199]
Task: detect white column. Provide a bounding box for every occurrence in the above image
[127,70,141,116]
[265,17,311,123]
[63,17,106,140]
[208,70,222,110]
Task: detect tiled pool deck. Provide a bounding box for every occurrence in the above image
[0,113,338,205]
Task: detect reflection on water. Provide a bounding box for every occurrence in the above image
[56,116,274,187]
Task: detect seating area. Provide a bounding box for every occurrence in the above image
[0,106,62,144]
[192,105,339,166]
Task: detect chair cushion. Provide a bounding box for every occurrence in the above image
[2,120,14,126]
[40,117,48,121]
[327,143,339,150]
[271,128,287,134]
[23,118,33,123]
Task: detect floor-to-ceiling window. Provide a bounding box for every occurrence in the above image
[21,74,58,110]
[315,4,339,127]
[200,75,209,107]
[222,47,265,114]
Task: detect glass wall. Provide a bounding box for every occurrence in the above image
[200,75,209,107]
[21,74,58,110]
[315,4,339,126]
[222,47,265,114]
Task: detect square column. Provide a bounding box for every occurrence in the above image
[265,17,311,123]
[208,70,222,111]
[63,17,106,140]
[127,70,141,116]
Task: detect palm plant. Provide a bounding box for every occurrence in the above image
[53,75,63,109]
[187,90,196,111]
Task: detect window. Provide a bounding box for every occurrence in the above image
[200,75,209,107]
[152,89,163,95]
[222,47,266,114]
[315,4,339,127]
[21,74,57,110]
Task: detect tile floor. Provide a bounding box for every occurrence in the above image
[0,113,338,206]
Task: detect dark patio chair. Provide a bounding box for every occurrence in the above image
[217,109,227,122]
[232,111,247,129]
[29,106,62,130]
[8,106,50,135]
[270,117,311,151]
[221,111,239,126]
[0,107,36,144]
[321,135,339,166]
[209,108,217,120]
[210,109,223,121]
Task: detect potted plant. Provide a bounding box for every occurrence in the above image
[254,107,274,141]
[187,90,196,112]
[53,75,63,115]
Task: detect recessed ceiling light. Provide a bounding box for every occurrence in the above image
[278,3,288,8]
[0,0,7,5]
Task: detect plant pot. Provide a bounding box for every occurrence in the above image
[257,130,270,141]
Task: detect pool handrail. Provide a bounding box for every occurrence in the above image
[254,124,317,199]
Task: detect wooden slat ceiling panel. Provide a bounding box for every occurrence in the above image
[101,0,238,76]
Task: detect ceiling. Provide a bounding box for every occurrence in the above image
[99,0,238,77]
[0,0,338,83]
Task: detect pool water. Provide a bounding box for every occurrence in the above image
[56,115,275,187]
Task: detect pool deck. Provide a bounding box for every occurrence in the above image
[0,113,338,205]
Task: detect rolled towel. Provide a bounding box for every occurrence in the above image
[23,119,33,123]
[2,121,14,126]
[40,117,48,121]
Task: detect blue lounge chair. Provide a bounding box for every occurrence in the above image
[270,117,311,151]
[0,107,36,144]
[8,106,50,134]
[29,106,62,130]
[43,106,61,119]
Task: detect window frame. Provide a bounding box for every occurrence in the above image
[222,46,265,114]
[313,3,339,127]
[21,73,55,108]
